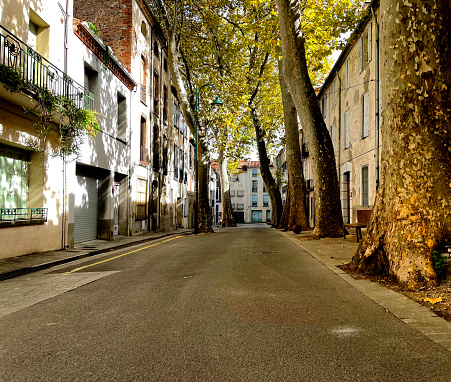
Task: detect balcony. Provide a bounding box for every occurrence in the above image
[0,25,94,111]
[0,208,48,226]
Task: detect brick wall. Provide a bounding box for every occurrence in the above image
[73,0,133,70]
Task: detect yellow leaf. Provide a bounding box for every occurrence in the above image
[423,297,442,304]
[427,239,434,248]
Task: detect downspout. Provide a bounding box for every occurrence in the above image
[371,4,380,190]
[148,27,154,232]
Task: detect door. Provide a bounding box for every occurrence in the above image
[74,175,98,243]
[252,210,262,222]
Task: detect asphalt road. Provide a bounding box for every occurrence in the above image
[1,224,451,381]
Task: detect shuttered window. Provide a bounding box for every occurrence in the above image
[136,178,147,220]
[0,145,29,209]
[362,92,370,138]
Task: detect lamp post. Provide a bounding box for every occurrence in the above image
[194,84,222,234]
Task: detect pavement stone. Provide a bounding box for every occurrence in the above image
[278,228,451,352]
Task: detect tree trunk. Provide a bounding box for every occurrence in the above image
[165,29,212,233]
[277,55,309,231]
[350,0,451,289]
[250,106,283,226]
[276,0,343,238]
[218,148,235,227]
[198,139,214,233]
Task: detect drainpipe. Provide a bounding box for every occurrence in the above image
[371,5,380,190]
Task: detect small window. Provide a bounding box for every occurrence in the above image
[174,102,178,128]
[174,144,178,180]
[252,194,258,207]
[141,21,147,37]
[153,41,159,56]
[252,168,258,177]
[117,93,127,141]
[263,195,269,207]
[362,92,369,138]
[153,71,159,115]
[252,180,258,193]
[163,85,168,122]
[330,125,336,154]
[361,166,369,206]
[140,117,147,163]
[359,27,370,72]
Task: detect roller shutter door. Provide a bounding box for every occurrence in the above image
[74,175,98,243]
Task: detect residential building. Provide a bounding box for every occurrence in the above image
[302,0,380,226]
[0,1,95,257]
[229,161,271,223]
[68,21,136,245]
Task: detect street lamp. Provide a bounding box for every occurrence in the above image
[194,84,223,234]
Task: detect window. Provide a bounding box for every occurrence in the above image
[230,190,235,197]
[333,78,337,106]
[153,125,159,171]
[263,183,266,192]
[136,178,147,220]
[84,65,98,110]
[368,22,373,62]
[163,85,168,122]
[179,148,183,181]
[140,56,147,104]
[237,204,244,210]
[141,21,147,37]
[359,25,371,72]
[140,117,148,163]
[252,180,258,193]
[252,194,258,206]
[117,93,127,142]
[174,144,178,180]
[0,144,29,209]
[263,195,269,207]
[174,102,179,128]
[237,190,244,197]
[345,59,350,89]
[153,41,159,56]
[330,125,337,154]
[164,58,168,72]
[344,111,350,149]
[361,166,369,206]
[362,92,369,138]
[153,71,159,115]
[252,168,258,177]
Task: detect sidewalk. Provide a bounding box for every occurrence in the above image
[278,229,451,351]
[0,228,191,281]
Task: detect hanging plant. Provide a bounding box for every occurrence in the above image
[0,64,24,93]
[103,46,111,70]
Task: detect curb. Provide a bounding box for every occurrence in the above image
[278,229,451,352]
[0,231,191,282]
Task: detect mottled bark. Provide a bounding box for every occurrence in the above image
[350,0,451,289]
[277,55,309,231]
[276,0,343,237]
[218,148,234,227]
[250,107,283,226]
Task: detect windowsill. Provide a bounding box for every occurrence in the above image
[0,219,46,228]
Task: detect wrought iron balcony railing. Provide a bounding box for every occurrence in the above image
[0,25,94,111]
[0,208,48,222]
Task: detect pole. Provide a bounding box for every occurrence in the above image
[194,87,199,234]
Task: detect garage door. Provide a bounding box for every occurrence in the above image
[74,175,98,243]
[233,211,245,224]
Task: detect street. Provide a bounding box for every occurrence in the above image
[1,224,451,381]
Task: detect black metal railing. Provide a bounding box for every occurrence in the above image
[0,208,47,222]
[0,25,94,110]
